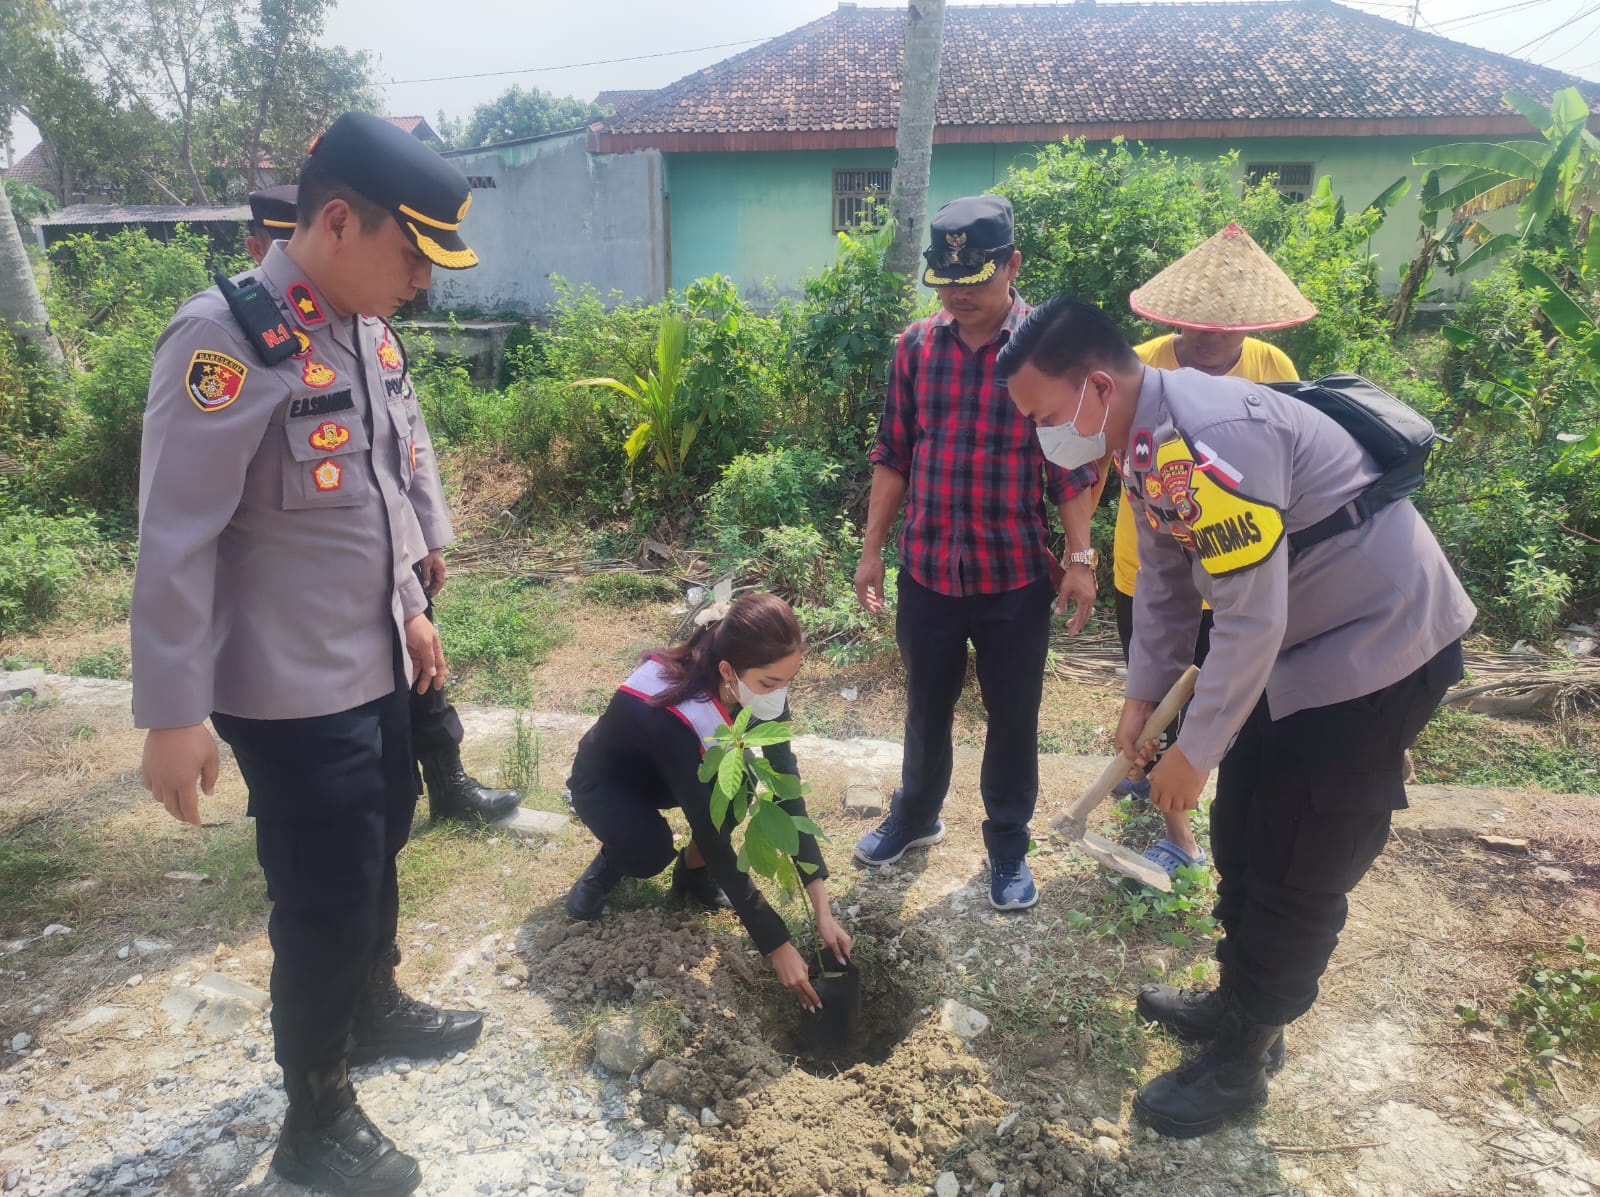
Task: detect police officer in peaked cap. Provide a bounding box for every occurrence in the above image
[134,111,490,1196]
[244,183,522,826]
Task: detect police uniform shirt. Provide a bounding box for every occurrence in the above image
[131,242,434,729]
[1122,366,1476,772]
[382,321,453,553]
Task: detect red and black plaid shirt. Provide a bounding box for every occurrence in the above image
[870,292,1097,597]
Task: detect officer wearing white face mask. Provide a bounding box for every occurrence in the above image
[563,594,853,1011]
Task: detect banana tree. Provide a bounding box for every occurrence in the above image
[1509,259,1600,463]
[1411,87,1600,274]
[572,311,701,484]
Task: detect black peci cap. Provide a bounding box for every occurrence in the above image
[305,112,478,270]
[923,195,1015,287]
[248,184,299,234]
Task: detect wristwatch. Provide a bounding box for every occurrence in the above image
[1066,549,1098,569]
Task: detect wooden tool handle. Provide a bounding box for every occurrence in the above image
[1065,665,1200,821]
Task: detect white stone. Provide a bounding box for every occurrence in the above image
[699,1107,721,1128]
[934,1172,959,1197]
[133,939,173,956]
[493,808,571,839]
[9,1032,32,1052]
[989,1186,1005,1197]
[163,871,208,884]
[592,1015,661,1076]
[937,998,990,1040]
[41,924,70,937]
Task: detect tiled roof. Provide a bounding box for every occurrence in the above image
[385,115,440,141]
[598,1,1600,147]
[4,143,57,190]
[594,89,657,117]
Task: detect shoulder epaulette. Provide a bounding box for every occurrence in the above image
[215,273,296,366]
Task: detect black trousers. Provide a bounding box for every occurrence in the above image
[213,681,417,1074]
[1211,640,1463,1026]
[890,571,1054,860]
[409,570,464,758]
[569,780,678,879]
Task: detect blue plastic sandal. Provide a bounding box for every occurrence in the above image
[1142,839,1207,878]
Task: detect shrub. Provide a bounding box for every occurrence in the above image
[0,508,103,635]
[705,447,847,536]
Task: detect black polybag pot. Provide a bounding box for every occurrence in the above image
[797,948,860,1053]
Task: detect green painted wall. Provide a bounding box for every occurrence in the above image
[664,135,1493,298]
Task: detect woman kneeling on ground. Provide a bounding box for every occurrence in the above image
[564,593,852,1009]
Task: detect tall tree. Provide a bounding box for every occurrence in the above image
[0,179,61,365]
[458,85,604,149]
[885,0,947,286]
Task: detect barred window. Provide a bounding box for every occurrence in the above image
[833,168,893,231]
[1245,161,1314,202]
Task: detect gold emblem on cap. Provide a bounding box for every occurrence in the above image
[946,231,967,251]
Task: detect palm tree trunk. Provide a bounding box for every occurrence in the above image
[0,180,62,366]
[884,0,947,286]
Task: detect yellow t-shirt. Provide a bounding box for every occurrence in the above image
[1112,335,1299,596]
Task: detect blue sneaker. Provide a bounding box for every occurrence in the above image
[989,856,1039,911]
[853,817,946,866]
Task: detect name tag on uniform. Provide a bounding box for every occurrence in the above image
[289,390,355,419]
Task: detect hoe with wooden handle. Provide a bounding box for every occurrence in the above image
[1050,665,1201,893]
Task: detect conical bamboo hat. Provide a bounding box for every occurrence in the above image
[1129,222,1317,332]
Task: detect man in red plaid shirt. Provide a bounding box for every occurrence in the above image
[852,195,1100,911]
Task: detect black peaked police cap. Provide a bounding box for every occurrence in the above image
[248,184,298,233]
[306,112,478,270]
[923,195,1015,287]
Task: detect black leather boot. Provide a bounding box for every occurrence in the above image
[671,848,732,911]
[272,1061,421,1195]
[1137,983,1285,1073]
[1133,994,1282,1139]
[349,946,484,1066]
[420,746,520,823]
[566,851,622,921]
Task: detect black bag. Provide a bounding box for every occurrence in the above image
[1267,374,1440,552]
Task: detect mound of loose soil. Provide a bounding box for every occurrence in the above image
[524,908,1132,1196]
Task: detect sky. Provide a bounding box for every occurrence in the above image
[11,0,1600,162]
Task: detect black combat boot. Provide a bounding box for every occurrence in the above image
[272,1061,421,1196]
[349,946,484,1066]
[1133,993,1283,1139]
[420,745,521,823]
[566,851,622,921]
[1136,983,1285,1073]
[670,848,732,911]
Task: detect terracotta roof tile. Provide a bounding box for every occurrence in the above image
[4,143,57,189]
[605,1,1600,139]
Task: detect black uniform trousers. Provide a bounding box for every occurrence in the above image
[569,782,680,878]
[213,674,417,1074]
[890,571,1055,861]
[408,566,463,758]
[1211,640,1463,1026]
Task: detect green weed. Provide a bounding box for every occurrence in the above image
[1413,706,1600,794]
[496,714,540,794]
[576,572,677,606]
[1459,934,1600,1099]
[68,644,129,679]
[433,573,570,704]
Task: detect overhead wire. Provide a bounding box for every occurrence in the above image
[380,35,783,87]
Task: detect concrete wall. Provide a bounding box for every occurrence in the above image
[662,135,1503,299]
[430,131,667,314]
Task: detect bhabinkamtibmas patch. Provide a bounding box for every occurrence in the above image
[1153,433,1284,577]
[186,350,249,412]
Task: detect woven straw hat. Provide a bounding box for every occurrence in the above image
[1129,223,1316,332]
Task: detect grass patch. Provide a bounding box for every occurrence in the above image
[68,644,130,679]
[434,573,572,705]
[0,810,265,940]
[396,816,553,924]
[575,571,678,606]
[1412,706,1600,794]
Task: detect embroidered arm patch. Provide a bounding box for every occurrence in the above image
[185,349,249,412]
[1154,434,1284,577]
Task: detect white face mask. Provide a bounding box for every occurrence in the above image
[1035,374,1108,471]
[735,675,789,721]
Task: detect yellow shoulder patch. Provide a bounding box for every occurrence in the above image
[1153,434,1284,577]
[185,349,249,412]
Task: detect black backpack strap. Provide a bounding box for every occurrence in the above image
[215,272,297,366]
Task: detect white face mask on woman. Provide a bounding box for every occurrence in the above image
[735,675,789,721]
[1035,374,1108,471]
